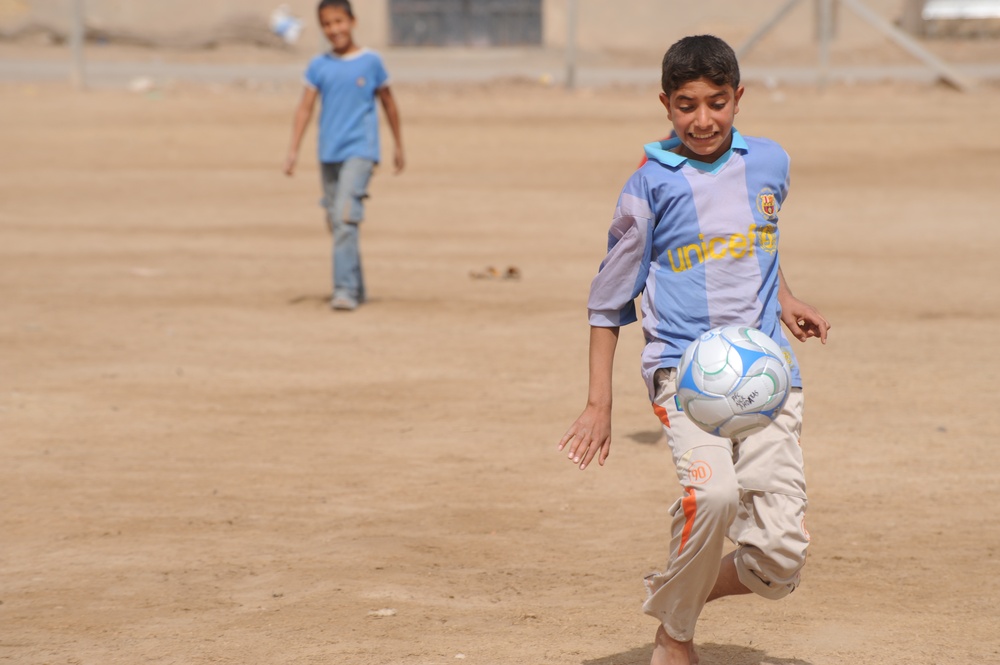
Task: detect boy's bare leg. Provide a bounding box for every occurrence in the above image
[707,550,751,602]
[651,624,699,665]
[650,552,750,665]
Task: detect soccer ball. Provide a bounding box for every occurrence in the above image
[676,325,792,439]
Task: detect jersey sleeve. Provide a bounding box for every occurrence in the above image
[757,136,791,204]
[303,56,322,90]
[372,52,390,89]
[587,179,655,328]
[780,148,791,202]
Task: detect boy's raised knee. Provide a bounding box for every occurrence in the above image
[733,544,806,600]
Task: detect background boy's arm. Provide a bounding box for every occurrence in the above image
[557,325,619,470]
[778,267,831,343]
[377,86,405,173]
[283,87,318,176]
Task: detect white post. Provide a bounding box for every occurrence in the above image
[818,0,833,88]
[69,0,86,89]
[565,0,578,89]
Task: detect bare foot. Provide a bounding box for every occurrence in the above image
[650,624,699,665]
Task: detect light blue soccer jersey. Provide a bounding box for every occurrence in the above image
[304,49,389,164]
[587,129,802,398]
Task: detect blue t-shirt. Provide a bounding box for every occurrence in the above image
[587,129,802,399]
[304,49,389,164]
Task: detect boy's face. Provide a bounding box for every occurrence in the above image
[319,6,356,53]
[660,78,744,163]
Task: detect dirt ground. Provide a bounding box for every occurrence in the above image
[2,66,1000,665]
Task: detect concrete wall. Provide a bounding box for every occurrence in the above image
[3,0,389,50]
[543,0,911,53]
[4,0,911,52]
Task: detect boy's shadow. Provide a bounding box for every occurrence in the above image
[287,294,388,307]
[626,429,664,445]
[583,643,813,665]
[288,293,330,306]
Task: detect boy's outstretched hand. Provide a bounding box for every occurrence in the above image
[781,295,831,344]
[557,404,612,470]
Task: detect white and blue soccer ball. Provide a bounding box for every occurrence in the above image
[676,325,792,439]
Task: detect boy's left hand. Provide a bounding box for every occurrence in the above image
[780,296,831,344]
[557,404,612,470]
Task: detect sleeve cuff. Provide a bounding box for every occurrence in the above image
[588,307,637,328]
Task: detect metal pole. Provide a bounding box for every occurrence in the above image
[839,0,971,90]
[69,0,86,89]
[818,0,832,88]
[736,0,803,59]
[565,0,578,89]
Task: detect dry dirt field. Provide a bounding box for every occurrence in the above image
[2,70,999,665]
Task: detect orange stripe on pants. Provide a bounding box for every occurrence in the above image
[652,402,670,428]
[678,487,697,555]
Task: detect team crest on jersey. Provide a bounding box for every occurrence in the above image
[756,188,779,221]
[758,224,778,255]
[356,76,367,87]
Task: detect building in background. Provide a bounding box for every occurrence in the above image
[2,0,937,53]
[388,0,542,46]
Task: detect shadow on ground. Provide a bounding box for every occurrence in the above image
[626,429,663,445]
[287,293,330,306]
[583,642,814,665]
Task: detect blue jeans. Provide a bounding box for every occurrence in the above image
[320,158,375,304]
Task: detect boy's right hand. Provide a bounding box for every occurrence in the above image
[283,152,298,176]
[557,404,612,470]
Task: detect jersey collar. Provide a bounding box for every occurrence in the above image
[325,47,370,61]
[643,129,748,173]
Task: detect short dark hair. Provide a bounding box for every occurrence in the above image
[318,0,353,19]
[661,35,740,96]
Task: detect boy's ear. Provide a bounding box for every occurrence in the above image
[658,92,672,120]
[733,85,745,114]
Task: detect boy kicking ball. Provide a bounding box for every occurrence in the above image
[558,35,830,665]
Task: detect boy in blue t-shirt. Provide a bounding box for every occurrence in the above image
[284,0,404,311]
[558,36,830,665]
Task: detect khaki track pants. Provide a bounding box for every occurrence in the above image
[643,368,809,642]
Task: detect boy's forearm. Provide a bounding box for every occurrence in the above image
[777,266,793,303]
[388,112,403,148]
[287,90,316,155]
[288,107,312,153]
[587,326,620,407]
[386,110,402,150]
[777,268,800,314]
[379,89,403,147]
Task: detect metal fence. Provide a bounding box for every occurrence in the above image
[389,0,542,47]
[2,0,1000,90]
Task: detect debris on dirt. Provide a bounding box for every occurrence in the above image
[469,265,521,280]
